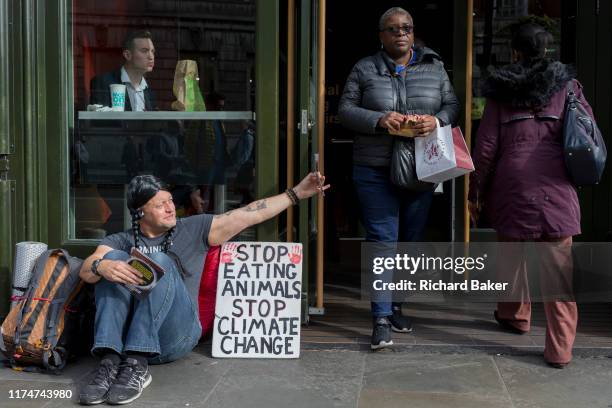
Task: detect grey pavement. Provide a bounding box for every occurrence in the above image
[1,344,612,408]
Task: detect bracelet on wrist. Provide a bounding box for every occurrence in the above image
[91,258,104,277]
[285,188,299,205]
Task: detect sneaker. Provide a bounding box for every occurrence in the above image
[79,358,119,405]
[389,304,413,333]
[106,358,152,405]
[371,317,393,350]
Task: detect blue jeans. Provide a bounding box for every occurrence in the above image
[353,165,434,318]
[92,250,202,365]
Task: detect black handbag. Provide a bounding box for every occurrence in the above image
[390,137,436,191]
[563,82,607,186]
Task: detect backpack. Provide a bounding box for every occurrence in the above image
[0,249,94,373]
[563,81,607,186]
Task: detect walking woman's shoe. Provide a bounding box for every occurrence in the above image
[389,304,413,333]
[371,317,393,350]
[546,361,569,369]
[494,311,528,335]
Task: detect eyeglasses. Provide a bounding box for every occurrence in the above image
[380,24,414,36]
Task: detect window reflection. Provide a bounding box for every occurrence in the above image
[471,0,566,229]
[71,0,256,240]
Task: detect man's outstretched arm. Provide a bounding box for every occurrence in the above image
[208,172,329,246]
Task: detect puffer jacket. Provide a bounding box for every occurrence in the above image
[338,47,460,167]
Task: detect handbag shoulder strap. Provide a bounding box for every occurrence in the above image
[565,80,580,107]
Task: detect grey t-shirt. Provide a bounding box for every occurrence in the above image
[100,214,214,304]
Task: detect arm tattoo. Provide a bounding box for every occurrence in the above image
[243,199,267,212]
[214,210,234,219]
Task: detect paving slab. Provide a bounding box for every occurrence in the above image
[203,349,365,408]
[360,351,513,407]
[358,389,514,408]
[494,355,612,408]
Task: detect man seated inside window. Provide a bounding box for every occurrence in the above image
[90,30,156,112]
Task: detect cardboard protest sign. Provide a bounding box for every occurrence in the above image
[212,242,303,358]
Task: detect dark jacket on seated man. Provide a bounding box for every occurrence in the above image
[90,69,155,111]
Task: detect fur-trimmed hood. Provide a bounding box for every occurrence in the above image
[482,60,574,109]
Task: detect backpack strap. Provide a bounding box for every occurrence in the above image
[59,249,84,277]
[42,298,68,349]
[42,346,67,373]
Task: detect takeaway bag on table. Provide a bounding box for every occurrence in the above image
[171,60,216,180]
[171,60,206,112]
[415,125,474,183]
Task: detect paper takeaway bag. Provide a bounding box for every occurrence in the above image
[415,125,474,183]
[171,60,206,111]
[172,60,215,174]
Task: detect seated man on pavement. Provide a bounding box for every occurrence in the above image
[78,172,328,405]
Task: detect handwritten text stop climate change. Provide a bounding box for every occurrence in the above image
[214,243,303,357]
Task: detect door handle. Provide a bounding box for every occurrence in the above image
[296,121,314,131]
[297,109,314,134]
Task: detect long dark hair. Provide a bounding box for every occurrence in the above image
[126,175,175,252]
[511,23,554,64]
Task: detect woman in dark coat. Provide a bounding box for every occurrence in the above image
[468,23,595,368]
[338,7,459,350]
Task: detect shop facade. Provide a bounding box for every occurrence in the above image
[1,0,611,318]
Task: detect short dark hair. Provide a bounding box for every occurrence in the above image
[123,30,153,51]
[511,23,553,63]
[379,7,413,31]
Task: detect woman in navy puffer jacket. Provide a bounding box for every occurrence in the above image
[338,6,459,351]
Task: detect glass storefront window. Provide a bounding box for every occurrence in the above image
[69,0,256,240]
[472,0,565,98]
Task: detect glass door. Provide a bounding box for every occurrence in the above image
[292,0,326,319]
